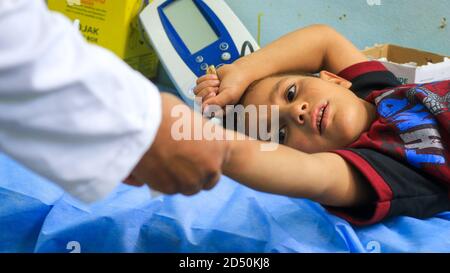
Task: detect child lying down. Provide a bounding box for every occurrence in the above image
[194,24,450,225]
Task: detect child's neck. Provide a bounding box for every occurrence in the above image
[362,100,377,132]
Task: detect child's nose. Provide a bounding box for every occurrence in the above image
[289,102,309,125]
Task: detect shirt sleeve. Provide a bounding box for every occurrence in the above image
[337,61,402,99]
[0,0,162,203]
[326,149,450,226]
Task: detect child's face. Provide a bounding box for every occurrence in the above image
[240,72,376,153]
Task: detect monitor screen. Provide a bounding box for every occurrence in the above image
[163,0,219,54]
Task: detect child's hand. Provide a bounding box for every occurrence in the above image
[193,73,220,105]
[194,63,254,111]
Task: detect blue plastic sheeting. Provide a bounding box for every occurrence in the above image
[1,153,449,253]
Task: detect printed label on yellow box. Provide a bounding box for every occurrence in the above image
[47,0,158,79]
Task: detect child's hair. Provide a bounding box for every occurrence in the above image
[222,72,318,132]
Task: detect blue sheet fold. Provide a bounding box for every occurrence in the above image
[0,153,449,253]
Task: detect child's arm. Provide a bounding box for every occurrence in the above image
[196,24,368,108]
[223,134,375,207]
[236,24,368,77]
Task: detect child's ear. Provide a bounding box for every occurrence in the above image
[319,70,352,89]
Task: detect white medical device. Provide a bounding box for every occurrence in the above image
[139,0,259,105]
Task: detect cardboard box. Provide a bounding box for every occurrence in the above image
[47,0,159,79]
[363,44,450,84]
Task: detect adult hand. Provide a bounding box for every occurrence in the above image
[125,93,232,195]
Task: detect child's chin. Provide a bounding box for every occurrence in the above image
[333,125,359,147]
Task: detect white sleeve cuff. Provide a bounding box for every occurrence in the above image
[70,84,162,203]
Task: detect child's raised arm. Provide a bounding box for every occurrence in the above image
[242,24,368,76]
[202,24,368,108]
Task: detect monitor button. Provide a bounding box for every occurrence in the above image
[221,52,231,61]
[219,42,229,51]
[200,63,209,71]
[195,55,204,63]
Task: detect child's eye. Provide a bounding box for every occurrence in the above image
[278,127,287,144]
[285,84,297,102]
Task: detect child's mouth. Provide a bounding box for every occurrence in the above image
[316,103,329,135]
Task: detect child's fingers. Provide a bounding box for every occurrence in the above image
[204,92,216,101]
[200,92,217,109]
[196,87,219,100]
[196,74,218,85]
[203,90,236,109]
[193,80,220,95]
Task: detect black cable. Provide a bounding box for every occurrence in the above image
[240,40,255,57]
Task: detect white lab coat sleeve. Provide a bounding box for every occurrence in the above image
[0,0,162,203]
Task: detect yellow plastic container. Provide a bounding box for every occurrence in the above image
[47,0,159,79]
